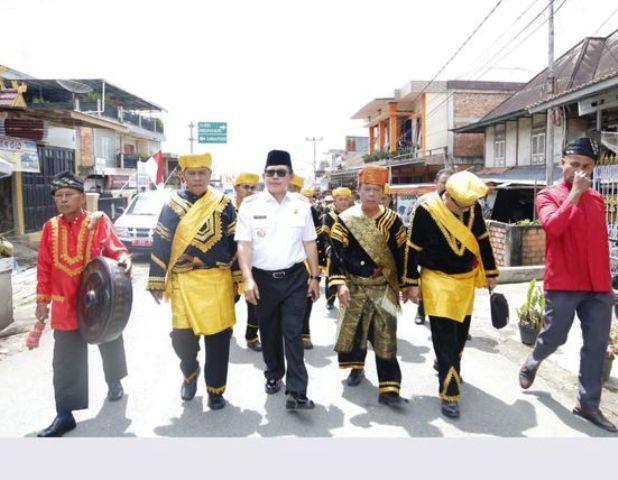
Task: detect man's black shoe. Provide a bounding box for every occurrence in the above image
[378,392,402,406]
[107,380,124,402]
[326,302,335,311]
[414,314,425,325]
[303,337,314,350]
[441,400,460,419]
[37,414,76,437]
[519,363,538,390]
[247,340,263,352]
[286,393,315,410]
[181,370,199,401]
[573,406,618,433]
[347,368,364,387]
[265,378,281,394]
[208,393,226,410]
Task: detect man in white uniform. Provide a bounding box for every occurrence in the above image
[235,150,321,410]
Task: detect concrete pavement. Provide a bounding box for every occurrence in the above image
[0,257,616,437]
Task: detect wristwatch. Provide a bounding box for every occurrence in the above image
[309,275,321,281]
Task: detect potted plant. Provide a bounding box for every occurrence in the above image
[603,322,618,384]
[516,279,545,345]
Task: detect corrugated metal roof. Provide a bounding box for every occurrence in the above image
[475,165,562,183]
[456,29,618,132]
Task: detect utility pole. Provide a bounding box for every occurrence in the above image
[188,121,195,153]
[306,136,323,186]
[545,0,555,186]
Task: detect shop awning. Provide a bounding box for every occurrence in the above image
[0,158,11,177]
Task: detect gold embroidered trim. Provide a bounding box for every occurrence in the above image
[379,386,400,393]
[150,254,167,271]
[206,385,226,395]
[338,362,365,369]
[477,231,489,240]
[440,366,462,400]
[50,215,96,277]
[36,294,51,302]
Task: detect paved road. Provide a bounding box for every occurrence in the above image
[0,258,616,437]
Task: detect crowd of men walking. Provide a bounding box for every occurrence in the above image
[27,137,617,436]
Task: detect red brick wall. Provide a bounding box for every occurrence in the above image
[489,222,507,267]
[521,227,546,266]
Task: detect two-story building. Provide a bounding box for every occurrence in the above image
[0,65,165,239]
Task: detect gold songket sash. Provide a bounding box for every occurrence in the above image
[164,188,225,299]
[421,195,486,322]
[339,205,400,302]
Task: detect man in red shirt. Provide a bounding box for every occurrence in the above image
[519,137,616,433]
[34,171,131,437]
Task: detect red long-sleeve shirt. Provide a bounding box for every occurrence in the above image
[36,211,128,330]
[537,179,611,292]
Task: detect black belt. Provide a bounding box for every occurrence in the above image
[253,262,305,279]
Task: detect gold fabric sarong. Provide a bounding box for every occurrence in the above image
[171,268,236,335]
[335,275,398,358]
[164,188,225,299]
[420,268,476,323]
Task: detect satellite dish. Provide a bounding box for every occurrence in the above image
[56,79,93,94]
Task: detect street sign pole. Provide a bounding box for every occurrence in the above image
[188,121,195,153]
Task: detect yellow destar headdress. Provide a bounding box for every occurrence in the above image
[291,175,305,189]
[383,183,391,195]
[178,153,212,170]
[332,187,352,198]
[301,187,315,198]
[445,171,488,205]
[234,173,259,186]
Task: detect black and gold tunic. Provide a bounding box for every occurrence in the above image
[329,206,407,287]
[146,189,240,290]
[403,201,498,285]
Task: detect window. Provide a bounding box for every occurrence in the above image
[494,139,506,166]
[531,131,545,165]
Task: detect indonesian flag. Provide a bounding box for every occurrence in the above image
[144,150,164,188]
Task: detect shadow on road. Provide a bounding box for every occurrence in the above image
[25,395,136,438]
[256,392,345,437]
[397,338,432,364]
[304,344,336,368]
[228,335,266,369]
[154,396,262,437]
[524,390,616,437]
[464,335,500,354]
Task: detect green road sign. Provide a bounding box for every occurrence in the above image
[198,122,227,144]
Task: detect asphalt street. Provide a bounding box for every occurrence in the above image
[0,257,616,438]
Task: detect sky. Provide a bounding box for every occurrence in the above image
[1,0,617,181]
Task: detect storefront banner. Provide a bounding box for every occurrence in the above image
[0,136,40,173]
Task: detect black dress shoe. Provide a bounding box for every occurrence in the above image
[441,400,460,419]
[414,314,425,325]
[303,337,314,350]
[181,370,199,401]
[326,302,334,311]
[247,340,263,352]
[573,406,618,433]
[378,392,402,406]
[286,393,315,410]
[346,368,364,387]
[37,414,76,437]
[265,378,281,394]
[519,363,538,390]
[208,393,226,410]
[107,380,124,402]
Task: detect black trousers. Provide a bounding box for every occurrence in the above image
[170,328,232,395]
[253,264,309,395]
[52,330,127,413]
[429,315,471,401]
[417,299,425,317]
[337,321,402,394]
[530,291,613,411]
[245,301,260,344]
[302,297,312,339]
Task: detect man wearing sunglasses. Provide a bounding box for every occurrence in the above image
[403,170,498,419]
[232,173,262,353]
[235,150,321,410]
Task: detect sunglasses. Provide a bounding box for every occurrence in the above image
[264,168,289,178]
[240,184,256,190]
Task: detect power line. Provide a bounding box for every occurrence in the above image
[592,6,618,36]
[423,0,569,124]
[408,0,507,104]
